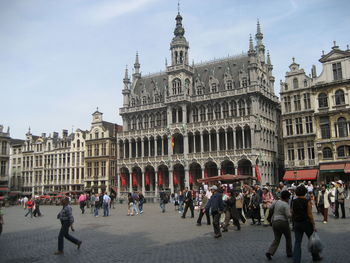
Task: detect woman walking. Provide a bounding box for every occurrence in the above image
[262,187,274,226]
[249,190,261,225]
[292,185,322,263]
[317,185,330,223]
[265,190,292,260]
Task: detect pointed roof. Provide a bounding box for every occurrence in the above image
[134,52,140,68]
[255,19,263,44]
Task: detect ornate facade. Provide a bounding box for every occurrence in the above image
[84,110,121,194]
[281,42,350,183]
[0,125,11,192]
[117,12,281,198]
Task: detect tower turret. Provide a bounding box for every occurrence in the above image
[133,52,141,80]
[170,11,189,66]
[122,66,130,107]
[255,19,265,64]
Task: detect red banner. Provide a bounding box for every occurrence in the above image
[145,172,150,186]
[120,174,126,187]
[173,171,178,185]
[132,173,138,186]
[158,171,163,186]
[204,169,208,178]
[255,165,261,182]
[189,171,193,185]
[171,136,175,149]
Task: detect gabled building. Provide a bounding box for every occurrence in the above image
[281,42,350,183]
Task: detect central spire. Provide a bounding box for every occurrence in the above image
[174,12,185,38]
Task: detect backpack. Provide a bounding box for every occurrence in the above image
[163,194,169,204]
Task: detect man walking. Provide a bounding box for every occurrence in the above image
[55,197,81,255]
[204,185,225,238]
[90,194,95,214]
[182,187,194,218]
[335,180,346,219]
[103,192,111,217]
[196,191,210,226]
[159,189,168,213]
[33,196,42,217]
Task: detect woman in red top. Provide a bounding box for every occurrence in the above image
[25,198,34,218]
[262,187,274,226]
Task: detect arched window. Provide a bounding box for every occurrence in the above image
[172,78,181,95]
[318,93,328,108]
[222,102,229,118]
[337,146,346,157]
[207,105,213,120]
[214,104,221,119]
[293,78,299,89]
[230,101,237,117]
[142,96,147,104]
[185,79,190,93]
[192,107,198,122]
[200,106,206,121]
[156,113,161,127]
[196,85,202,95]
[304,79,307,87]
[143,115,149,129]
[246,99,251,115]
[131,98,135,106]
[338,117,348,137]
[239,100,245,116]
[322,147,333,159]
[335,89,345,105]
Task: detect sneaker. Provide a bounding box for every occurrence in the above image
[214,234,222,238]
[77,241,82,249]
[95,215,99,217]
[196,223,201,226]
[54,251,64,255]
[265,253,272,260]
[323,221,327,224]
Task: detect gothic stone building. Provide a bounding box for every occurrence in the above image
[281,42,350,183]
[117,12,281,198]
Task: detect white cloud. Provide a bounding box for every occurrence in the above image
[84,0,159,24]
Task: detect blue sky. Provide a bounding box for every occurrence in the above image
[1,0,349,139]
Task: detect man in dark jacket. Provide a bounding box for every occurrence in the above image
[204,185,225,238]
[182,187,194,218]
[55,197,81,255]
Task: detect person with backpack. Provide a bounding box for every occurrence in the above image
[159,189,168,213]
[138,191,145,214]
[265,190,292,260]
[335,180,346,219]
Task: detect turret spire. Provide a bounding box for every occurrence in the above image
[123,65,129,84]
[248,34,256,57]
[267,51,271,65]
[134,51,140,74]
[255,19,263,45]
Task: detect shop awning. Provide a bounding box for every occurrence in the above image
[0,187,9,192]
[283,169,318,181]
[320,163,345,173]
[344,163,350,173]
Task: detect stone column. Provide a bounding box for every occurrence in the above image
[155,138,158,156]
[168,135,172,156]
[185,168,189,188]
[136,140,139,158]
[129,141,132,158]
[200,132,204,152]
[117,173,120,198]
[142,170,145,194]
[209,133,212,152]
[183,104,187,124]
[155,171,158,197]
[225,131,228,150]
[242,129,245,149]
[161,137,164,156]
[201,168,205,179]
[216,131,220,151]
[234,166,238,175]
[169,169,174,193]
[129,172,132,192]
[141,139,145,157]
[251,128,255,149]
[184,133,189,155]
[148,138,151,157]
[233,129,237,150]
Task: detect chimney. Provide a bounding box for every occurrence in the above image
[53,132,59,138]
[311,65,317,78]
[41,133,46,138]
[62,129,68,137]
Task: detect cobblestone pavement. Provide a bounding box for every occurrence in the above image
[0,202,349,263]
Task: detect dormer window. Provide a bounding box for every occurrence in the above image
[172,78,181,95]
[211,83,217,93]
[226,80,233,90]
[304,79,307,87]
[197,86,202,95]
[293,78,299,89]
[142,96,147,105]
[332,62,342,81]
[131,98,135,106]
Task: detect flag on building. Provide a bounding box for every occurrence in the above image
[189,171,193,185]
[145,172,150,186]
[173,171,178,185]
[158,171,163,186]
[132,173,138,186]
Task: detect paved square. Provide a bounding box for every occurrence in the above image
[0,203,349,263]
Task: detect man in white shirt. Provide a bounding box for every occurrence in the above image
[103,192,111,217]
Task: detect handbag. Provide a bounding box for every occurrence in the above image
[308,232,323,254]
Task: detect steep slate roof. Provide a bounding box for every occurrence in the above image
[131,54,249,100]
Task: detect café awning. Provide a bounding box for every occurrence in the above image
[0,187,9,192]
[283,169,318,181]
[320,163,345,173]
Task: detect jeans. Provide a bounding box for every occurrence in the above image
[293,221,320,263]
[160,201,166,213]
[58,221,80,252]
[94,205,99,216]
[80,202,85,214]
[90,204,94,214]
[267,220,292,256]
[25,208,33,218]
[178,201,184,213]
[103,203,109,216]
[139,202,144,212]
[237,208,246,223]
[133,202,139,214]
